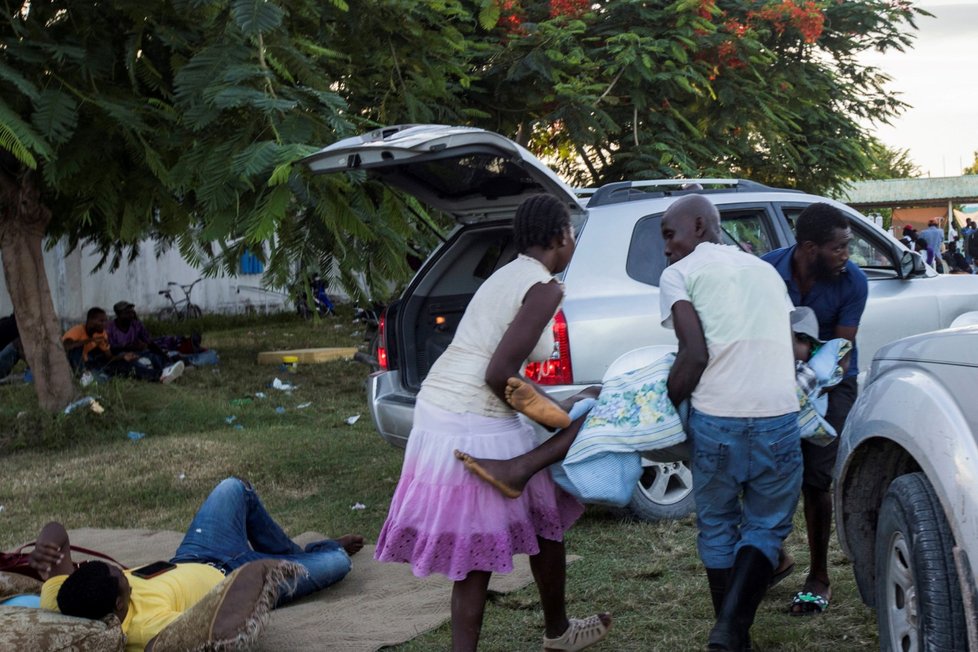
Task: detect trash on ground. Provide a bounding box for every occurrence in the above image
[271,377,295,391]
[64,396,96,414]
[345,414,360,425]
[233,424,244,430]
[225,415,237,424]
[178,472,186,481]
[351,502,366,511]
[0,505,5,514]
[275,406,286,414]
[297,402,312,409]
[229,398,252,406]
[80,371,95,387]
[127,431,146,441]
[255,391,267,399]
[89,401,104,414]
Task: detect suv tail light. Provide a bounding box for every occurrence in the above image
[523,309,573,385]
[377,313,389,370]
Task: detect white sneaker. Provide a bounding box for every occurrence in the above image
[161,361,185,384]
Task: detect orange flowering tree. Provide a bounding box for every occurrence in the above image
[463,0,928,192]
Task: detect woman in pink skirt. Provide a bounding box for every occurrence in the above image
[375,193,611,651]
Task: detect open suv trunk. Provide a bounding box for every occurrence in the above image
[302,125,585,446]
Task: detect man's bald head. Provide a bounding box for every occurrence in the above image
[660,194,721,264]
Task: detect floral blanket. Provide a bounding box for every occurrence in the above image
[551,341,850,506]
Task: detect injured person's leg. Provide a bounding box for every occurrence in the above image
[505,377,571,429]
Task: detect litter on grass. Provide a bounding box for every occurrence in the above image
[64,396,103,415]
[178,473,186,481]
[225,415,237,424]
[127,431,146,441]
[233,424,244,430]
[271,378,294,391]
[297,402,312,409]
[229,398,252,406]
[275,406,286,414]
[255,392,267,399]
[345,415,360,425]
[351,502,366,511]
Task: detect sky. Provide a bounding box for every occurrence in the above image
[858,0,978,177]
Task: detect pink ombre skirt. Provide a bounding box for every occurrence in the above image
[374,399,584,580]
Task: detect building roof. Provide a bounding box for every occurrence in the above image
[834,175,978,208]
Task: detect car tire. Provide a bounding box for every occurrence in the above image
[875,472,966,652]
[627,459,696,522]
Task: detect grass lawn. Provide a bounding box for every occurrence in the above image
[0,309,879,650]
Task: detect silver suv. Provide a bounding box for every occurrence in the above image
[303,124,978,521]
[835,325,978,651]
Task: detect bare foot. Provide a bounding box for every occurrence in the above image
[454,450,524,499]
[336,534,365,556]
[505,377,571,429]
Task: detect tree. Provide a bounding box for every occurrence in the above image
[459,0,928,194]
[0,0,465,410]
[965,152,978,176]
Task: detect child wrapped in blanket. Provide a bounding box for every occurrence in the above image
[457,307,851,506]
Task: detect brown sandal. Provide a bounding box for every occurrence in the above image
[543,613,612,651]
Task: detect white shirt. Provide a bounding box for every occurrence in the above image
[419,254,558,417]
[659,242,798,418]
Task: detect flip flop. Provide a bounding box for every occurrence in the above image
[769,560,795,588]
[790,590,829,615]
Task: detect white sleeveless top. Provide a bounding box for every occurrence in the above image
[418,254,559,417]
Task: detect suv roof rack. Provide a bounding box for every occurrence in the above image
[586,178,798,208]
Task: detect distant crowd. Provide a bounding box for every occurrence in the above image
[900,216,978,274]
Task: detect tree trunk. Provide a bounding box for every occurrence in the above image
[0,166,76,411]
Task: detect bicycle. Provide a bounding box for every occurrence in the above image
[157,278,204,321]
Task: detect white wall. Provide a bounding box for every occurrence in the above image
[0,239,290,324]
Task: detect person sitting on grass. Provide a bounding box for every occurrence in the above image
[30,477,364,651]
[107,301,168,371]
[63,307,184,383]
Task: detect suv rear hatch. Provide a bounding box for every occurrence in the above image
[301,125,585,444]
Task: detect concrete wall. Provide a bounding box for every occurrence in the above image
[0,239,290,324]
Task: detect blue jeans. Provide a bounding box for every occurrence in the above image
[169,478,351,604]
[689,410,802,569]
[0,341,21,378]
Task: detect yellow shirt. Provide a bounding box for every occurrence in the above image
[41,563,225,651]
[62,324,111,362]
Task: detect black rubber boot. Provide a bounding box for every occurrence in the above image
[706,567,731,617]
[707,547,773,652]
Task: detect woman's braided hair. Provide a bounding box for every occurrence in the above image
[513,194,571,253]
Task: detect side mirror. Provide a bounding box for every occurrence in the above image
[899,250,925,278]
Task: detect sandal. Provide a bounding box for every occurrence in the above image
[769,557,795,588]
[543,613,612,651]
[790,590,829,615]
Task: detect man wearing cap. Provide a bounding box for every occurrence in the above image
[108,302,158,359]
[761,203,868,616]
[920,218,945,271]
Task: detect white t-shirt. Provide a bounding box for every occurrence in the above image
[659,242,798,418]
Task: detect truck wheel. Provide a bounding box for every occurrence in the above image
[875,472,966,652]
[627,459,695,522]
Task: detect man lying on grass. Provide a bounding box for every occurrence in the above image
[29,477,364,650]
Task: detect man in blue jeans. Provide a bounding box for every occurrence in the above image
[659,195,802,651]
[31,478,363,649]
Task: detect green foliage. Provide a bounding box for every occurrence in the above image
[0,0,928,304]
[965,152,978,176]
